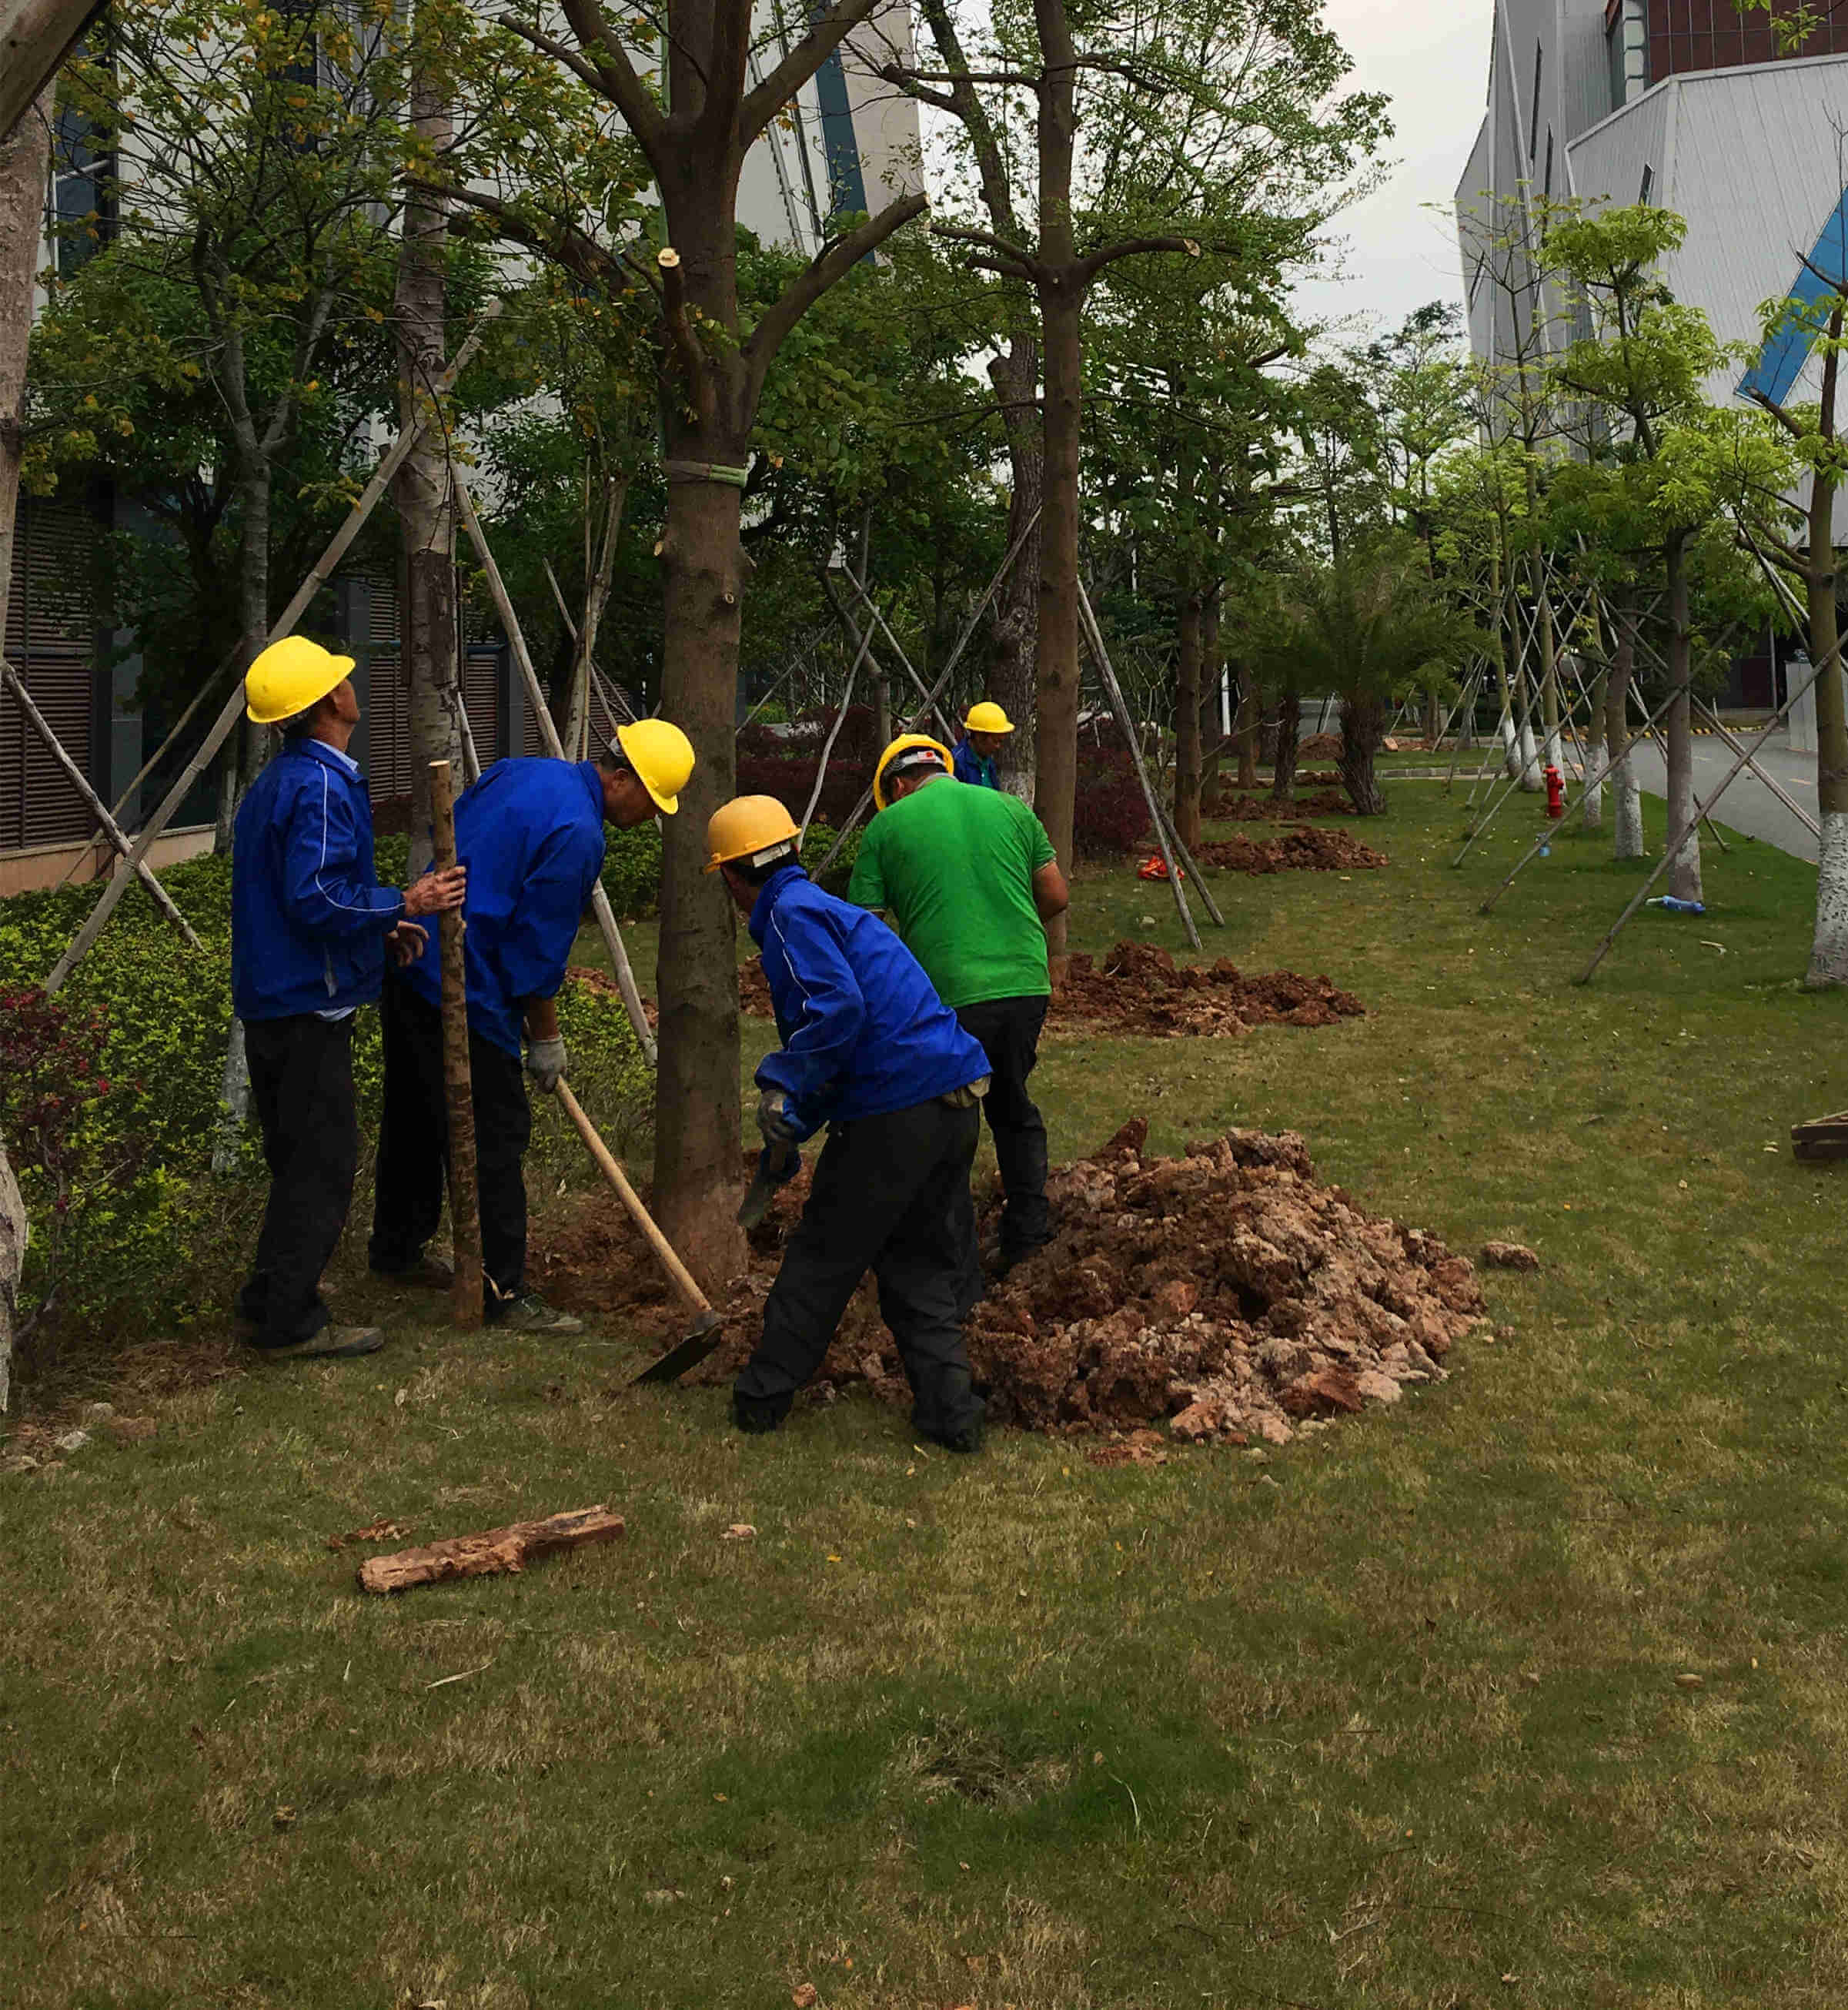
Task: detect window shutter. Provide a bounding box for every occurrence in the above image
[2,498,99,851]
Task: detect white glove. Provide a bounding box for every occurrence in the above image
[526,1035,568,1092]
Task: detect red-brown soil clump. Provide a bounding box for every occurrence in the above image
[1191,828,1387,875]
[543,1122,1483,1449]
[1201,788,1355,821]
[1048,940,1365,1037]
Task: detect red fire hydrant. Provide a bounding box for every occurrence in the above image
[1543,763,1565,819]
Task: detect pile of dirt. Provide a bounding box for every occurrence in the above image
[1298,734,1344,758]
[1191,828,1387,875]
[1202,788,1355,821]
[1048,940,1365,1037]
[578,1121,1484,1449]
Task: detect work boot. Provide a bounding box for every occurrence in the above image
[369,1254,455,1290]
[250,1326,385,1361]
[490,1292,584,1335]
[733,1396,786,1435]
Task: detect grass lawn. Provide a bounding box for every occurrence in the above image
[8,783,1848,2008]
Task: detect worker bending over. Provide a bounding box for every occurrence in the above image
[369,720,694,1330]
[711,795,994,1453]
[951,701,1014,789]
[852,736,1068,1279]
[230,636,466,1361]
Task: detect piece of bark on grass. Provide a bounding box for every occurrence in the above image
[356,1506,624,1594]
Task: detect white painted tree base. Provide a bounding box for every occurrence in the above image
[1519,723,1542,791]
[1806,810,1848,986]
[1613,765,1644,859]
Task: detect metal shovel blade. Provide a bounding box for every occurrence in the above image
[630,1309,724,1386]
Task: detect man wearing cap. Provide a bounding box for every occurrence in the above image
[850,734,1068,1281]
[709,794,994,1453]
[231,635,467,1361]
[952,701,1014,790]
[369,719,695,1331]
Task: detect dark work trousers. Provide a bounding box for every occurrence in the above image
[237,1014,359,1349]
[368,980,533,1309]
[736,1095,984,1440]
[954,994,1051,1265]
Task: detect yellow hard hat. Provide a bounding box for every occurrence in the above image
[614,717,695,814]
[704,794,802,874]
[245,635,356,725]
[964,701,1014,735]
[873,734,954,811]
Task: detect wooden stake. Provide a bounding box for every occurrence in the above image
[428,760,483,1326]
[2,659,201,948]
[356,1504,623,1594]
[41,304,500,998]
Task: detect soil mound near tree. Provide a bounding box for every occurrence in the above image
[1191,828,1387,875]
[543,1123,1482,1448]
[1202,788,1355,821]
[1048,941,1364,1037]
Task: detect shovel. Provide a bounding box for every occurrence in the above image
[553,1079,723,1384]
[736,1139,797,1230]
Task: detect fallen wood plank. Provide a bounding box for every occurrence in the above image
[1791,1112,1848,1164]
[355,1505,624,1594]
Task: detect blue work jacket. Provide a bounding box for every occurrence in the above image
[749,864,990,1140]
[232,738,404,1022]
[952,739,998,789]
[402,758,609,1057]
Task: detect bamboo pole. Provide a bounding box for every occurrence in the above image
[812,508,1043,877]
[2,660,201,948]
[428,760,483,1326]
[1074,578,1200,949]
[799,620,871,841]
[57,668,219,888]
[450,466,656,1065]
[1576,648,1837,983]
[42,304,502,998]
[832,564,958,741]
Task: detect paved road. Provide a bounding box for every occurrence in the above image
[1625,727,1820,865]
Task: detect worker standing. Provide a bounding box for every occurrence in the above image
[369,720,695,1330]
[710,795,994,1452]
[850,736,1068,1279]
[951,701,1014,789]
[230,636,466,1360]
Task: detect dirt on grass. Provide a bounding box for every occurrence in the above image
[1202,788,1356,821]
[1049,940,1365,1038]
[541,1121,1482,1450]
[1191,828,1388,875]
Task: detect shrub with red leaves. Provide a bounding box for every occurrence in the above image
[1073,746,1155,858]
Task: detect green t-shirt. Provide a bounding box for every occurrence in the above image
[847,777,1057,1007]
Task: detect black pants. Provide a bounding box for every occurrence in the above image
[238,1014,359,1348]
[954,994,1050,1262]
[369,981,532,1308]
[736,1096,984,1439]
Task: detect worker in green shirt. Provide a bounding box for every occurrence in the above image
[849,734,1070,1277]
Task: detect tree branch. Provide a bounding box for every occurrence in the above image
[1745,384,1808,440]
[496,14,611,99]
[553,0,667,155]
[1080,235,1205,282]
[657,247,717,429]
[744,191,928,392]
[931,219,1038,283]
[740,0,885,145]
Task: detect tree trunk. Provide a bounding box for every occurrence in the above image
[1338,694,1387,815]
[1271,688,1300,803]
[1806,462,1848,985]
[1173,591,1203,849]
[565,476,627,760]
[1422,684,1440,748]
[653,457,747,1286]
[1198,594,1223,804]
[1033,275,1083,957]
[1663,535,1703,903]
[987,337,1041,801]
[393,62,460,872]
[0,95,48,1414]
[1609,619,1644,860]
[1235,670,1260,789]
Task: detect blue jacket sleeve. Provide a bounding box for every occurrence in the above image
[279,768,405,941]
[497,822,605,1005]
[754,902,867,1135]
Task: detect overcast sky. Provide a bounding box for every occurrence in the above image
[1290,0,1494,342]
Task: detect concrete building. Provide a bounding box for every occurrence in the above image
[1,12,921,890]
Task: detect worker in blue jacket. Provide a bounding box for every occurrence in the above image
[951,700,1014,788]
[370,720,695,1331]
[230,635,466,1361]
[707,794,993,1453]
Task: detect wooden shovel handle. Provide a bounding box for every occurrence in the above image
[553,1079,713,1320]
